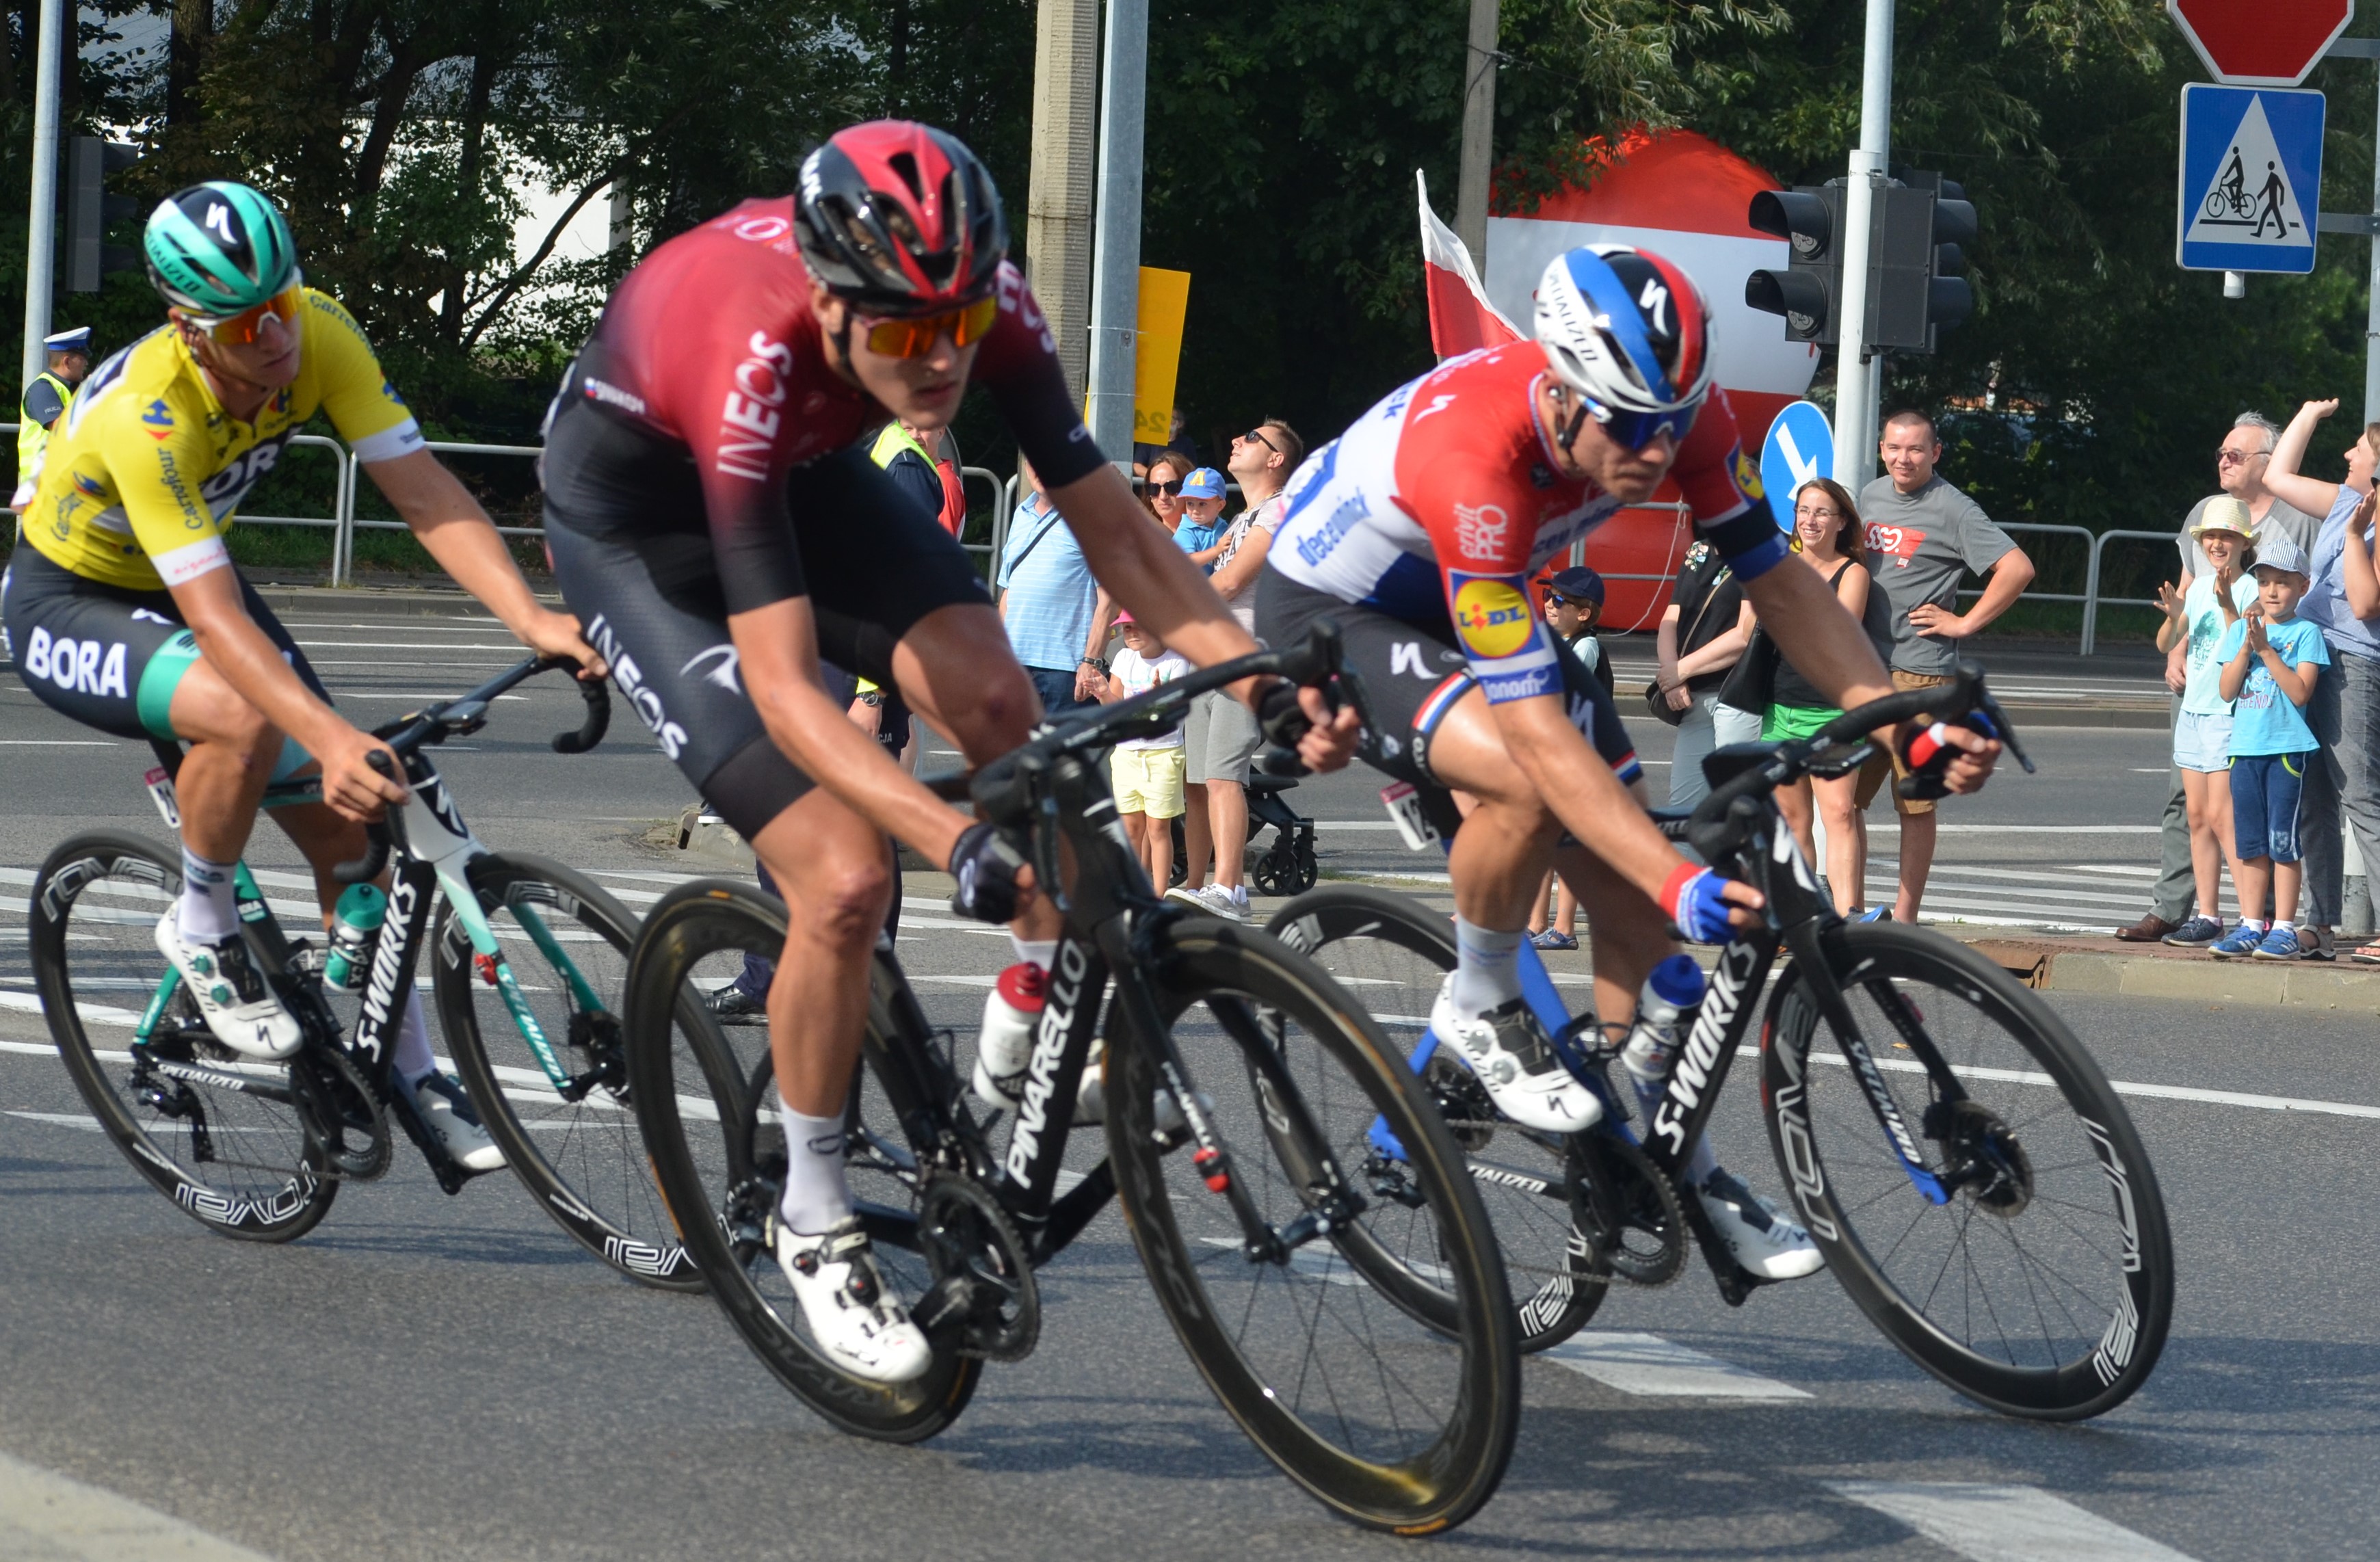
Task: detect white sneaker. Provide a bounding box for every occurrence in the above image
[154,914,302,1060]
[1696,1167,1825,1280]
[970,963,1046,1109]
[1427,978,1602,1135]
[1191,884,1247,921]
[772,1216,933,1383]
[404,1071,507,1172]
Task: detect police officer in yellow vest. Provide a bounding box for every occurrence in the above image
[14,326,92,509]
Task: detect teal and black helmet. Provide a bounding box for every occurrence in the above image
[142,181,299,317]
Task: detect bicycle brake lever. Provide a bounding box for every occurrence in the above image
[1976,690,2035,774]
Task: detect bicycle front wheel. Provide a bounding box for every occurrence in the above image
[1271,885,1608,1351]
[436,853,697,1290]
[29,832,337,1242]
[1108,916,1518,1535]
[623,879,980,1442]
[1760,922,2173,1420]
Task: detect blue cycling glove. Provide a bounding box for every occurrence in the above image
[1659,864,1736,944]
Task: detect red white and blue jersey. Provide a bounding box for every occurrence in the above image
[1268,341,1776,702]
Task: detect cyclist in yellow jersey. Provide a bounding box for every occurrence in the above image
[1,181,598,1165]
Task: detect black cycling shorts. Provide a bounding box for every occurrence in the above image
[540,399,992,840]
[1,546,330,753]
[1255,566,1639,792]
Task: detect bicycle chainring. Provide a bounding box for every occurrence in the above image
[292,1043,391,1180]
[1572,1131,1686,1286]
[916,1170,1040,1362]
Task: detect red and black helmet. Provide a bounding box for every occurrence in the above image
[795,120,1007,313]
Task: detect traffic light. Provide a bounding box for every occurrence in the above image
[65,137,142,293]
[1745,184,1845,345]
[1873,168,1976,354]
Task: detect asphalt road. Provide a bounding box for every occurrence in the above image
[2,596,2372,1561]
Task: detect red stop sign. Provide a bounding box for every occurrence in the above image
[2167,0,2354,86]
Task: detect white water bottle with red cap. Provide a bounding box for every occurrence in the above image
[971,963,1046,1109]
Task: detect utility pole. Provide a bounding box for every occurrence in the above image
[1084,0,1147,467]
[1024,0,1100,401]
[1454,0,1500,263]
[1832,0,1894,486]
[22,0,63,389]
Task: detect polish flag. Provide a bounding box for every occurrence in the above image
[1417,172,1520,360]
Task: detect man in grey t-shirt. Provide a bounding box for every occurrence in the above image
[1855,409,2037,922]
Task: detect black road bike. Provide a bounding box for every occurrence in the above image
[622,626,1521,1535]
[29,658,693,1286]
[1273,666,2175,1422]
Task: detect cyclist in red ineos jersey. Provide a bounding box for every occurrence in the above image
[1259,245,2002,1279]
[539,121,1356,1382]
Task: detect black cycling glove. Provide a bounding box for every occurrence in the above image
[948,821,1029,923]
[1895,709,2000,802]
[1254,678,1311,778]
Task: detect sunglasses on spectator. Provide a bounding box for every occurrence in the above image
[1545,593,1589,609]
[1241,427,1278,453]
[857,295,999,358]
[185,282,304,347]
[2217,447,2264,466]
[1148,477,1186,496]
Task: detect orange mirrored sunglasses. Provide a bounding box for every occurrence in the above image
[192,287,302,346]
[860,295,999,358]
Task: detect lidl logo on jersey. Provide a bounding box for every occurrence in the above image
[1451,575,1536,659]
[1732,447,1764,501]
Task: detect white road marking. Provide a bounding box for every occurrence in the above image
[0,1447,280,1561]
[1754,1046,2380,1122]
[1827,1481,2196,1562]
[0,739,118,746]
[5,1110,102,1130]
[1540,1331,1810,1399]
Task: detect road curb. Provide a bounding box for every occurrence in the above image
[1964,938,2380,1007]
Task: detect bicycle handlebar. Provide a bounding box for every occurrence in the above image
[333,657,610,884]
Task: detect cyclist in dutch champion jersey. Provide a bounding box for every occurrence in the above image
[540,121,1358,1383]
[1,181,600,1169]
[1260,245,2002,1279]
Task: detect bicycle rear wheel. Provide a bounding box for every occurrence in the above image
[623,879,980,1442]
[1271,885,1607,1350]
[1108,916,1518,1535]
[1760,922,2173,1420]
[28,832,337,1241]
[436,853,696,1289]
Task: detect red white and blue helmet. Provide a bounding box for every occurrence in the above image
[1533,245,1716,433]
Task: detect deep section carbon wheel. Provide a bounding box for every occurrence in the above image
[1270,884,1609,1349]
[436,853,698,1289]
[1107,916,1519,1535]
[29,832,336,1241]
[1760,922,2173,1420]
[623,879,979,1442]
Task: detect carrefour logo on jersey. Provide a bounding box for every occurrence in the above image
[1451,574,1536,660]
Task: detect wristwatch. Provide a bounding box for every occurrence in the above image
[856,690,884,707]
[1081,655,1108,674]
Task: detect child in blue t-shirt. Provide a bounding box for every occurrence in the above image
[2208,535,2331,959]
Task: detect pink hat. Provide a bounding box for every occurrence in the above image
[1113,609,1135,626]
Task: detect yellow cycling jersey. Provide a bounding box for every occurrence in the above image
[21,288,423,591]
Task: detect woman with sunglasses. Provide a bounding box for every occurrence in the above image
[536,120,1358,1382]
[1,180,598,1168]
[1257,243,2001,1280]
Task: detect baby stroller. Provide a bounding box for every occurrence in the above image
[1169,771,1319,897]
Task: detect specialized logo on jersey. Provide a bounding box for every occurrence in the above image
[1451,503,1509,561]
[1451,575,1536,660]
[1732,447,1763,500]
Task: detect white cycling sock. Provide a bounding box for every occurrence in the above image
[1009,934,1057,974]
[393,990,436,1085]
[777,1098,853,1235]
[177,845,239,944]
[1449,916,1525,1014]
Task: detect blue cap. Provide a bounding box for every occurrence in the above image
[1546,566,1606,606]
[1182,467,1227,499]
[42,327,90,354]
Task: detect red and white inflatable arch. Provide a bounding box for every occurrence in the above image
[1422,129,1819,629]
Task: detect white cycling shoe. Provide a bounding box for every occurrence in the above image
[772,1215,933,1384]
[402,1071,507,1172]
[1429,978,1602,1135]
[154,914,302,1060]
[1696,1167,1825,1280]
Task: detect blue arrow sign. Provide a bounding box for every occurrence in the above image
[1760,400,1834,531]
[2178,83,2325,274]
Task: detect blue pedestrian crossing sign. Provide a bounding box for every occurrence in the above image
[1759,400,1834,531]
[2178,83,2325,274]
